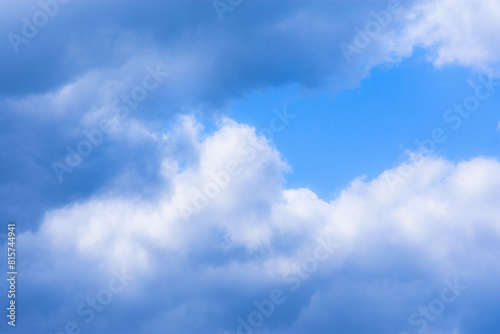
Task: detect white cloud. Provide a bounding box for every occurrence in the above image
[390,0,500,75]
[20,116,500,333]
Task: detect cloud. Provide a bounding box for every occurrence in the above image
[0,0,397,98]
[6,0,500,231]
[388,0,500,75]
[0,69,169,227]
[2,2,500,331]
[12,116,500,333]
[0,0,400,228]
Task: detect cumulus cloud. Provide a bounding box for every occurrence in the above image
[389,0,500,75]
[0,52,181,221]
[2,1,500,332]
[5,0,500,229]
[0,0,398,227]
[14,116,500,333]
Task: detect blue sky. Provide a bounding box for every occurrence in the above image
[231,53,500,199]
[1,0,500,333]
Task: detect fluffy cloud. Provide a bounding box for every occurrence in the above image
[2,1,500,333]
[389,0,500,75]
[0,0,396,227]
[5,0,500,230]
[15,116,500,333]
